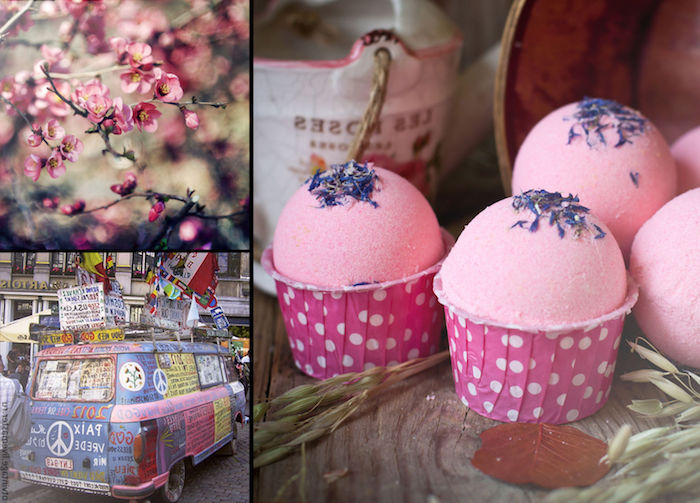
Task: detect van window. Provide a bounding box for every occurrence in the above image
[195,354,223,388]
[33,357,114,402]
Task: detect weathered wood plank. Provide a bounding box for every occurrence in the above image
[253,289,674,503]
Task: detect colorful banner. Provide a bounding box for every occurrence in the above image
[78,328,124,343]
[161,252,217,297]
[58,284,107,331]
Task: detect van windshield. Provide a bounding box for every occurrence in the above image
[33,357,114,402]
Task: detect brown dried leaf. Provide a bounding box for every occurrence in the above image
[472,423,610,489]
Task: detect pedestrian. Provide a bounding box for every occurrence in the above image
[6,349,18,374]
[0,355,5,377]
[0,373,16,452]
[9,362,28,391]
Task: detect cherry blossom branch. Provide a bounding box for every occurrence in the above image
[0,95,51,148]
[41,65,88,117]
[0,0,35,40]
[48,65,131,80]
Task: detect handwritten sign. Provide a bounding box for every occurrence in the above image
[157,353,198,399]
[105,291,127,324]
[58,284,106,330]
[194,327,230,338]
[195,354,222,387]
[141,297,189,329]
[78,328,124,343]
[39,332,74,346]
[213,397,231,442]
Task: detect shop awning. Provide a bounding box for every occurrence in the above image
[0,310,50,343]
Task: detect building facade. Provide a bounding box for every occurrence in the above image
[0,252,250,363]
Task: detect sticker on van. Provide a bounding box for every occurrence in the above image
[119,362,145,391]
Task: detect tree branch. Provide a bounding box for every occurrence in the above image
[41,65,88,117]
[49,65,131,80]
[0,0,35,40]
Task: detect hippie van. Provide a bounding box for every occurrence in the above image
[10,340,246,502]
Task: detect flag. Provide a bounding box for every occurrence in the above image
[81,252,110,292]
[161,252,218,297]
[186,296,199,327]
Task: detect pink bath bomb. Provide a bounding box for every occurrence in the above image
[439,190,627,328]
[671,126,700,194]
[512,98,677,258]
[273,161,444,288]
[630,188,700,369]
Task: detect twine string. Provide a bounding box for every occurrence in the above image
[346,48,392,162]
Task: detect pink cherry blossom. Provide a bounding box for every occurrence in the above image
[109,37,128,59]
[46,149,66,178]
[154,71,183,103]
[33,79,71,118]
[59,135,83,162]
[126,42,153,68]
[178,218,202,241]
[148,200,165,222]
[26,125,42,147]
[42,119,65,141]
[119,68,154,95]
[85,94,112,123]
[183,109,199,130]
[61,199,85,215]
[71,78,110,107]
[110,171,137,196]
[133,102,161,133]
[42,196,60,210]
[23,154,44,181]
[112,97,134,134]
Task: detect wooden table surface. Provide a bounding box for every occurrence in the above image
[253,288,674,503]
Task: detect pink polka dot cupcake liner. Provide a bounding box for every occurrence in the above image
[262,229,455,379]
[433,273,639,423]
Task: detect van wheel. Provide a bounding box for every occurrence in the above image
[155,459,186,503]
[218,422,238,456]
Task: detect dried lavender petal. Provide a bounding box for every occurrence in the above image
[565,97,647,149]
[305,160,379,208]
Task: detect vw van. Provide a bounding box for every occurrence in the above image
[10,340,246,502]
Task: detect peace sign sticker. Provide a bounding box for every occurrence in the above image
[153,368,168,396]
[47,421,74,457]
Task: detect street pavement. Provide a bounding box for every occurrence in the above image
[6,422,250,503]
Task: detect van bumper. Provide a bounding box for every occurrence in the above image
[8,468,18,479]
[111,472,169,499]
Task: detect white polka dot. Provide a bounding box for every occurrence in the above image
[510,386,523,398]
[458,316,466,328]
[317,356,326,368]
[529,358,537,370]
[467,382,477,395]
[283,293,290,305]
[366,338,378,350]
[388,360,399,367]
[407,348,419,359]
[304,302,309,312]
[596,391,603,403]
[313,291,323,301]
[484,326,489,334]
[605,386,611,398]
[579,336,592,350]
[288,287,295,299]
[304,364,313,374]
[297,312,307,325]
[448,307,454,319]
[296,340,305,352]
[614,335,621,350]
[373,289,387,301]
[453,325,460,337]
[466,329,472,342]
[337,323,345,335]
[386,338,397,350]
[323,306,328,316]
[461,396,469,407]
[429,297,436,307]
[584,386,593,398]
[550,353,555,362]
[501,335,508,346]
[507,410,519,421]
[509,335,523,348]
[490,380,502,393]
[342,355,354,367]
[462,351,467,362]
[290,317,294,328]
[572,374,585,386]
[325,340,336,352]
[404,329,412,341]
[331,291,342,299]
[349,333,363,345]
[454,370,459,383]
[549,373,559,385]
[496,358,507,371]
[364,362,376,371]
[571,359,576,368]
[289,339,295,349]
[533,407,543,418]
[527,382,542,395]
[389,314,395,325]
[599,327,608,341]
[405,281,416,293]
[605,365,613,378]
[545,331,561,340]
[421,332,429,343]
[566,409,579,421]
[315,323,325,335]
[509,360,524,373]
[556,393,567,406]
[358,310,368,322]
[560,336,574,349]
[294,360,301,369]
[483,401,494,413]
[415,293,426,306]
[369,314,384,327]
[457,360,463,373]
[450,338,456,354]
[597,361,607,374]
[472,366,481,379]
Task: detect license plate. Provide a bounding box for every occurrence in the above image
[45,456,74,470]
